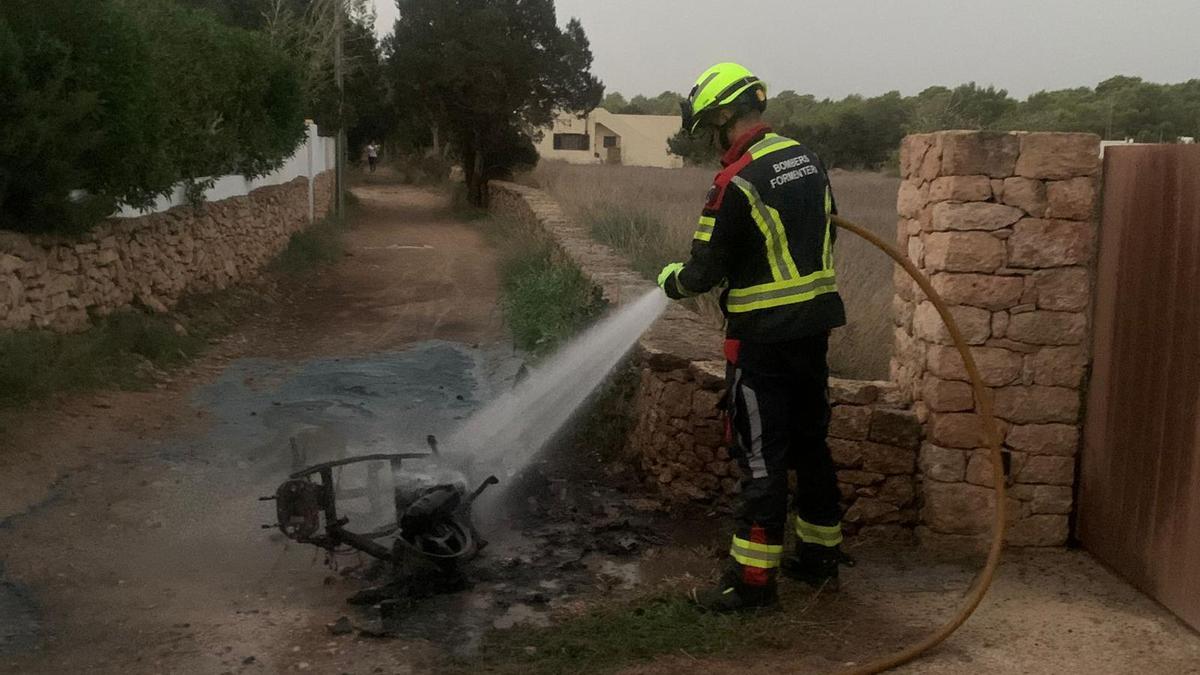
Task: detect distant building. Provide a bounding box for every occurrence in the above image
[535,108,685,169]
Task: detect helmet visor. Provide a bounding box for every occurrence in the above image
[679,99,695,134]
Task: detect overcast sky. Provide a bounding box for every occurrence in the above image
[372,0,1198,99]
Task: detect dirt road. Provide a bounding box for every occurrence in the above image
[0,182,507,673]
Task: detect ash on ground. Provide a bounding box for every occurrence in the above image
[327,464,691,655]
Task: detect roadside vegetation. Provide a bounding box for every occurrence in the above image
[268,195,354,275]
[0,206,352,411]
[484,215,606,358]
[176,0,393,174]
[0,311,199,408]
[0,0,305,233]
[525,161,898,380]
[464,589,827,675]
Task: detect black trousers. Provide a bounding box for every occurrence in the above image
[726,332,842,570]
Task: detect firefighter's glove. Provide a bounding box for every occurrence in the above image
[658,262,690,300]
[657,262,684,288]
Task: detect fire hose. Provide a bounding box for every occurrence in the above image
[829,214,1007,674]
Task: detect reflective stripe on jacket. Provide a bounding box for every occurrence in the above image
[667,124,846,342]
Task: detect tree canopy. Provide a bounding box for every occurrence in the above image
[601,91,680,116]
[0,0,305,232]
[387,0,603,205]
[182,0,392,160]
[619,77,1200,168]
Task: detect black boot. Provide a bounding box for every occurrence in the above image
[781,542,855,589]
[690,566,778,613]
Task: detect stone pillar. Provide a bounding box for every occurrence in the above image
[893,131,1100,546]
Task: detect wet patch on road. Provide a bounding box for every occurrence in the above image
[0,474,69,531]
[0,563,40,657]
[0,473,72,658]
[179,340,523,477]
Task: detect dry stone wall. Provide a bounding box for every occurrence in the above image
[628,364,921,537]
[491,181,921,536]
[893,131,1100,547]
[0,173,333,332]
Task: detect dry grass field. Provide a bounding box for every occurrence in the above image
[523,161,900,379]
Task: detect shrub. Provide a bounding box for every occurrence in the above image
[0,0,306,234]
[500,250,606,357]
[269,215,346,276]
[485,217,606,357]
[0,310,202,408]
[130,0,306,180]
[0,0,165,230]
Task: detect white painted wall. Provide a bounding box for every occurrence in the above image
[113,121,334,219]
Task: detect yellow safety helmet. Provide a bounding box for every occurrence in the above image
[680,62,767,134]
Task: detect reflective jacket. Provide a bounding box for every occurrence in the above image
[664,124,846,342]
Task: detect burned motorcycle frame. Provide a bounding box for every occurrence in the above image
[263,449,498,578]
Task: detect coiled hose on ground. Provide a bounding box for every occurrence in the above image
[830,214,1007,674]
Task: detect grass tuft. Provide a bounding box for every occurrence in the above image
[0,312,200,408]
[461,593,822,675]
[584,205,675,280]
[481,216,606,357]
[269,214,346,275]
[500,254,606,356]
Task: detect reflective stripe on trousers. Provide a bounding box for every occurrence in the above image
[731,367,768,480]
[795,515,843,547]
[730,534,783,569]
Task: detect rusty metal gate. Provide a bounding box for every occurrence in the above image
[1078,144,1200,631]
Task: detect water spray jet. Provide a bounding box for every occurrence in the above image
[447,289,668,494]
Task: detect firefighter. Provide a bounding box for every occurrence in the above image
[659,62,852,611]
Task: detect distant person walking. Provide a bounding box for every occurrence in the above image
[366,142,379,173]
